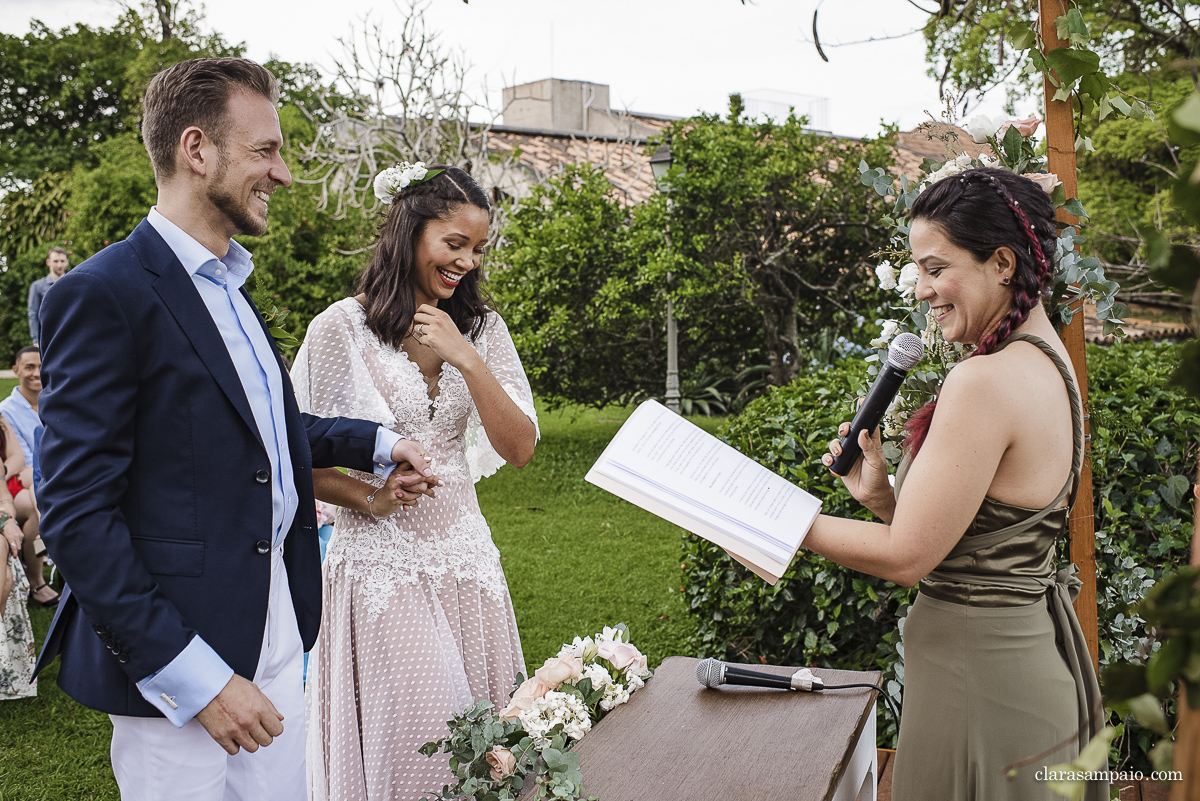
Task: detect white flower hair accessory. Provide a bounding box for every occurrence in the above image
[372,161,442,205]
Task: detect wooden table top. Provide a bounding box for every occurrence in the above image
[549,656,882,801]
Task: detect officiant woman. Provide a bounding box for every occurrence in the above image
[807,167,1106,801]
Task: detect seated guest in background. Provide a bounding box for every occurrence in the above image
[0,418,38,698]
[0,351,52,607]
[1,347,44,475]
[809,168,1105,800]
[0,470,37,699]
[28,247,69,348]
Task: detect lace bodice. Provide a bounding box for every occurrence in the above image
[290,298,539,617]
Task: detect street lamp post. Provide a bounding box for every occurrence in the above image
[649,141,681,415]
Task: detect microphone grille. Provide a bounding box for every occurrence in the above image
[887,332,925,371]
[696,658,724,688]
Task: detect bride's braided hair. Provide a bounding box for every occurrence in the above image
[359,165,491,350]
[903,167,1058,456]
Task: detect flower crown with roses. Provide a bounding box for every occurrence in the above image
[372,161,443,205]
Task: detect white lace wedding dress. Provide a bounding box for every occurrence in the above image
[292,298,537,801]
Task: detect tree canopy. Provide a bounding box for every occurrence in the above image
[658,96,892,385]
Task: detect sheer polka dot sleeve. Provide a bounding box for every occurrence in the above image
[465,310,539,482]
[291,301,397,429]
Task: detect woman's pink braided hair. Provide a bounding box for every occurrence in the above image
[903,167,1057,456]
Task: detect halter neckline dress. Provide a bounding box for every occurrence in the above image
[889,332,1107,801]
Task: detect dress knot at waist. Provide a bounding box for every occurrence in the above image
[922,563,1082,606]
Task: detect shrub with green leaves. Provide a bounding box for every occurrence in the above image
[683,340,1197,752]
[1089,340,1198,672]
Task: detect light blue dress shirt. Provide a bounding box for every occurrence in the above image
[135,208,402,726]
[0,386,42,481]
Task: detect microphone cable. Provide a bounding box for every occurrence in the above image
[814,682,900,727]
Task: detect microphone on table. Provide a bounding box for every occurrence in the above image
[695,658,823,692]
[829,332,925,477]
[697,658,902,725]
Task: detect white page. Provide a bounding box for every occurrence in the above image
[591,400,821,564]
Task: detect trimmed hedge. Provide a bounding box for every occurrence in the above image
[682,340,1198,752]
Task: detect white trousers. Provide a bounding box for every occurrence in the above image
[110,546,306,801]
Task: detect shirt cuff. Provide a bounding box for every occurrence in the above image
[373,427,404,478]
[135,635,235,727]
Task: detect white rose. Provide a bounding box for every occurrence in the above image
[896,262,919,298]
[870,320,901,350]
[373,169,397,204]
[875,260,897,291]
[927,161,966,184]
[965,114,1001,144]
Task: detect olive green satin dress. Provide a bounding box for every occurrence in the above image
[889,334,1107,801]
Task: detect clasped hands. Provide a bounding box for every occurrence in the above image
[375,438,442,516]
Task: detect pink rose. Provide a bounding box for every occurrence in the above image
[597,641,644,672]
[485,745,516,781]
[1021,172,1060,195]
[534,655,584,689]
[499,677,550,721]
[999,116,1041,138]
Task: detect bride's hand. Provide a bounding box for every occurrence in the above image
[411,305,478,370]
[821,423,893,510]
[391,461,440,505]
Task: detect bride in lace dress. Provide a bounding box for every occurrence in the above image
[292,165,538,801]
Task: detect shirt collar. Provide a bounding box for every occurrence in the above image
[147,207,254,289]
[7,386,34,412]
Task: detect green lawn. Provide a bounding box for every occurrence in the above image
[482,403,719,670]
[0,400,717,799]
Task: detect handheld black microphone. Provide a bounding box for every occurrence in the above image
[695,658,823,692]
[829,332,924,476]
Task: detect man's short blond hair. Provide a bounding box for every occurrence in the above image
[141,58,279,180]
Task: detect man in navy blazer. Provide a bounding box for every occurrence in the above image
[33,58,433,800]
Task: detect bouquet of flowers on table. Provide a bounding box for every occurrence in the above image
[857,114,1127,464]
[420,624,652,801]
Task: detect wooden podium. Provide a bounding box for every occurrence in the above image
[539,656,881,801]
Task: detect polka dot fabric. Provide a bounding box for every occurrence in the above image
[293,299,536,800]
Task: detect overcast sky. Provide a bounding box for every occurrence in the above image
[0,0,1024,138]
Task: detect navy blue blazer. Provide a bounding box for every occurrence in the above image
[33,220,380,718]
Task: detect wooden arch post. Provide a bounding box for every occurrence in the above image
[1038,0,1100,673]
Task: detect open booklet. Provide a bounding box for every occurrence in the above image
[585,400,822,585]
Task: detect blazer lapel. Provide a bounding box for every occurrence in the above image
[128,221,264,449]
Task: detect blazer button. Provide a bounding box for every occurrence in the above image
[255,540,270,554]
[255,470,270,484]
[117,653,130,664]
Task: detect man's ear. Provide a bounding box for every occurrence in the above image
[178,126,214,177]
